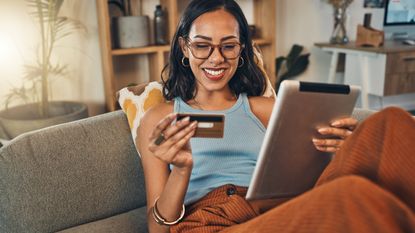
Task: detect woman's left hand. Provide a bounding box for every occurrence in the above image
[312,117,358,153]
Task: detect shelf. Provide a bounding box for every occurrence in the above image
[96,0,276,112]
[112,45,170,56]
[253,38,273,46]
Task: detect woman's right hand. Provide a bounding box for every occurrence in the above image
[148,113,198,170]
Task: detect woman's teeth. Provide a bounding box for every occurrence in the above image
[204,69,225,76]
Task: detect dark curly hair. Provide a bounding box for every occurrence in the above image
[162,0,267,101]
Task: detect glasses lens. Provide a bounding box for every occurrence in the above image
[190,42,212,59]
[221,43,241,59]
[189,41,242,59]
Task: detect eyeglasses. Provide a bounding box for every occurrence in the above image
[185,39,244,60]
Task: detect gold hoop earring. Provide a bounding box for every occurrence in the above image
[238,57,244,68]
[181,57,190,67]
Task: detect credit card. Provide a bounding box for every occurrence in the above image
[176,113,225,138]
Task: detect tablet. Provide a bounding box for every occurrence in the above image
[246,80,361,200]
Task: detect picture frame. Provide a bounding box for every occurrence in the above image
[364,0,385,8]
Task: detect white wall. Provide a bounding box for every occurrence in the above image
[276,0,384,82]
[0,0,257,116]
[276,0,415,110]
[1,0,413,115]
[0,0,105,116]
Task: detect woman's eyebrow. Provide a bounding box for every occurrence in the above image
[220,35,238,41]
[192,35,238,41]
[193,35,212,41]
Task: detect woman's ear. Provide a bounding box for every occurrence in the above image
[179,37,189,58]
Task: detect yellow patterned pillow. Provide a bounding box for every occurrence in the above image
[117,81,164,150]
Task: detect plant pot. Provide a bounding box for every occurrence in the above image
[0,101,88,140]
[112,16,150,49]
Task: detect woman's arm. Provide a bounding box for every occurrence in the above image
[137,103,197,233]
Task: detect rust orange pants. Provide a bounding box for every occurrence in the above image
[170,107,415,233]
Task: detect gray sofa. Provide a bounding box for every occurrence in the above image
[0,109,374,233]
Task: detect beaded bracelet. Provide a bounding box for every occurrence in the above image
[152,197,185,226]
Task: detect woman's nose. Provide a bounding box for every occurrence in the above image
[208,47,225,64]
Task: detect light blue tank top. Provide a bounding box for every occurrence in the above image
[173,93,266,205]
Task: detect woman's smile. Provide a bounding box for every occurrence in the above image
[202,68,227,81]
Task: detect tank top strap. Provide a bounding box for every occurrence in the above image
[173,97,182,113]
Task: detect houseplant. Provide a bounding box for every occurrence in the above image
[0,0,88,140]
[275,44,310,93]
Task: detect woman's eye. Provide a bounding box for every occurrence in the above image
[222,44,237,50]
[194,44,210,49]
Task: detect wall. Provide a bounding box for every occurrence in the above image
[276,0,415,110]
[276,0,384,82]
[0,0,256,116]
[0,0,105,116]
[1,0,413,115]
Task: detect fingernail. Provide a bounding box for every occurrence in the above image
[331,121,341,127]
[191,121,198,127]
[317,146,326,151]
[182,116,190,122]
[318,128,328,133]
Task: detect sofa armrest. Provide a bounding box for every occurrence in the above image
[352,108,377,123]
[0,111,146,233]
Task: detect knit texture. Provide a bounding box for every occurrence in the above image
[171,107,415,233]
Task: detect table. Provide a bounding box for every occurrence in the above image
[315,41,415,109]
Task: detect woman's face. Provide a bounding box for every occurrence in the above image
[181,9,241,95]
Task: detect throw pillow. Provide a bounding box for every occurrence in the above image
[117,81,164,151]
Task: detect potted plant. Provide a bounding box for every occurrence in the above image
[275,44,310,93]
[0,0,88,140]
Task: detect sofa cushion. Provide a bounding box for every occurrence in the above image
[0,111,147,233]
[57,207,148,233]
[351,108,376,123]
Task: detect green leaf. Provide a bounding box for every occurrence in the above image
[286,44,304,68]
[275,57,286,76]
[282,54,310,79]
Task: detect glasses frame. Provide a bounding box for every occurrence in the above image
[185,38,245,60]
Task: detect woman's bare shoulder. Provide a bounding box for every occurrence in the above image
[248,96,275,106]
[248,96,275,128]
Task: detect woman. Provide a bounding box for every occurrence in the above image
[138,1,415,232]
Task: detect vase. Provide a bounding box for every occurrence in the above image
[330,7,349,44]
[0,101,88,139]
[112,16,150,49]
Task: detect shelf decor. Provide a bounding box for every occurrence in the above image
[325,0,354,44]
[109,0,150,48]
[96,0,276,112]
